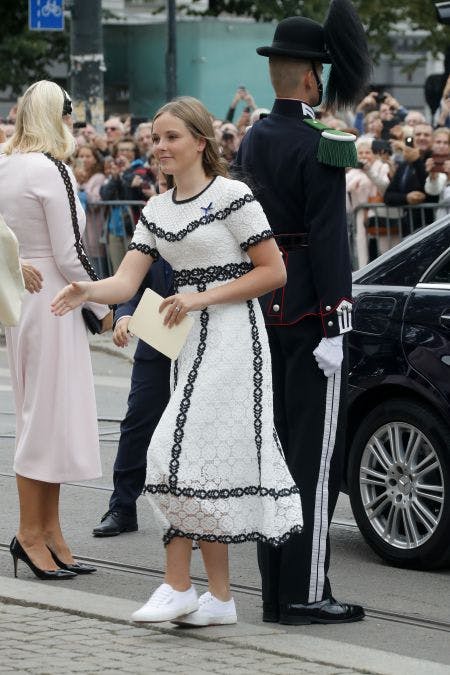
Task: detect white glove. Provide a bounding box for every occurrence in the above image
[313,335,344,377]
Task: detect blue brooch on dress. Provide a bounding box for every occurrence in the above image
[200,202,213,216]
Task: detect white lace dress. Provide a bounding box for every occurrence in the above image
[130,176,303,545]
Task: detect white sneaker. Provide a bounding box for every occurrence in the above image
[131,583,198,623]
[172,591,237,626]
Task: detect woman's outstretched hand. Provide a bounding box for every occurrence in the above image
[51,281,89,316]
[159,292,207,328]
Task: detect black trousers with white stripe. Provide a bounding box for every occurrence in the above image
[258,318,348,606]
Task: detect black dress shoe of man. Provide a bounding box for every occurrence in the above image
[279,598,365,625]
[92,511,138,537]
[262,602,279,623]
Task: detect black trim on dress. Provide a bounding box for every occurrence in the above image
[172,177,217,204]
[240,230,274,251]
[247,299,263,479]
[173,262,252,290]
[138,195,255,243]
[127,242,159,259]
[162,523,303,546]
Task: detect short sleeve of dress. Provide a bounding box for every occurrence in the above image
[225,179,274,252]
[128,199,159,259]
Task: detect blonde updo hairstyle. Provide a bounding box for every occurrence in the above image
[4,80,75,160]
[153,96,228,178]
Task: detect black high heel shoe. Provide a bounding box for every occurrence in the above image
[10,537,77,580]
[48,549,97,575]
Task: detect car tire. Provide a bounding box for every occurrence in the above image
[348,398,450,570]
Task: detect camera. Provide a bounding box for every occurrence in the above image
[372,139,392,155]
[375,92,387,104]
[405,136,414,147]
[222,131,234,142]
[356,160,366,169]
[73,121,87,129]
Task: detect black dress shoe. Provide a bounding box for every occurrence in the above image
[49,549,97,574]
[92,510,138,537]
[279,597,365,625]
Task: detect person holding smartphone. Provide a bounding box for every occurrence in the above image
[384,122,437,233]
[424,127,450,219]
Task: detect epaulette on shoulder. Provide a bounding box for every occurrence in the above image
[303,118,357,168]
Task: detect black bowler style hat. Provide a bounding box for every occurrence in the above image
[257,17,331,63]
[257,0,372,109]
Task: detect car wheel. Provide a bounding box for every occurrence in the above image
[348,398,450,569]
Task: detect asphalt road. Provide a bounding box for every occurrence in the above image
[0,342,449,669]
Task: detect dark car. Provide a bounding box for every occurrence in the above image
[346,217,450,570]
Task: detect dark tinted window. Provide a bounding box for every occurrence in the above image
[353,221,450,287]
[424,252,450,284]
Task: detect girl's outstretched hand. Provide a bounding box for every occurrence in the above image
[51,281,89,316]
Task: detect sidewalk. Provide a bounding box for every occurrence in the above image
[88,332,135,363]
[1,578,448,675]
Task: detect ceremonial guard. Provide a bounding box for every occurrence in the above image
[236,0,371,624]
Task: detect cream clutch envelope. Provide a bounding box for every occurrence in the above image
[128,288,194,360]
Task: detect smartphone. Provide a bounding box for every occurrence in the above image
[432,155,449,170]
[356,160,365,169]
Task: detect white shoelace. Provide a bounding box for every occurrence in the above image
[146,584,174,606]
[199,592,215,607]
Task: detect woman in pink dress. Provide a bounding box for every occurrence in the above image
[0,80,109,579]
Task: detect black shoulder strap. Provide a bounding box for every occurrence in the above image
[43,152,99,282]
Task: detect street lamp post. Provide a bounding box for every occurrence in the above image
[166,0,177,101]
[69,0,105,132]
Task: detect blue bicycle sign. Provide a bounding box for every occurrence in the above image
[29,0,64,31]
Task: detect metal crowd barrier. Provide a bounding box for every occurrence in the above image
[350,201,450,269]
[84,200,146,278]
[83,198,450,276]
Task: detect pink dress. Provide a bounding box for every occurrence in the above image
[0,152,108,483]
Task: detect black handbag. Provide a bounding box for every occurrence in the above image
[44,152,113,334]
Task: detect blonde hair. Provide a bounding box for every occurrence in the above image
[4,80,75,160]
[153,97,228,178]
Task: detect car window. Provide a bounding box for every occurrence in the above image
[422,251,450,284]
[353,220,450,287]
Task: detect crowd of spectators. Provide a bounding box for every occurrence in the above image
[2,78,450,272]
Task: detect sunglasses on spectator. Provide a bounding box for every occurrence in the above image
[105,125,119,131]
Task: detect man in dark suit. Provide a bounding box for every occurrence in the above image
[92,257,172,536]
[235,0,370,625]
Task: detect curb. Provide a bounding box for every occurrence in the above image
[1,577,448,675]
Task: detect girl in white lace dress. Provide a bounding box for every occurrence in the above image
[52,97,303,626]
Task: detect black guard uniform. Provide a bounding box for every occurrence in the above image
[235,0,371,624]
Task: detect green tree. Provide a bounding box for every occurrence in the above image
[0,1,69,97]
[192,0,450,65]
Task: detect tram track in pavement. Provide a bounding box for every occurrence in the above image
[0,542,449,634]
[2,409,450,635]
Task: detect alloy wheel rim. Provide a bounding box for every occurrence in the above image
[359,422,445,549]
